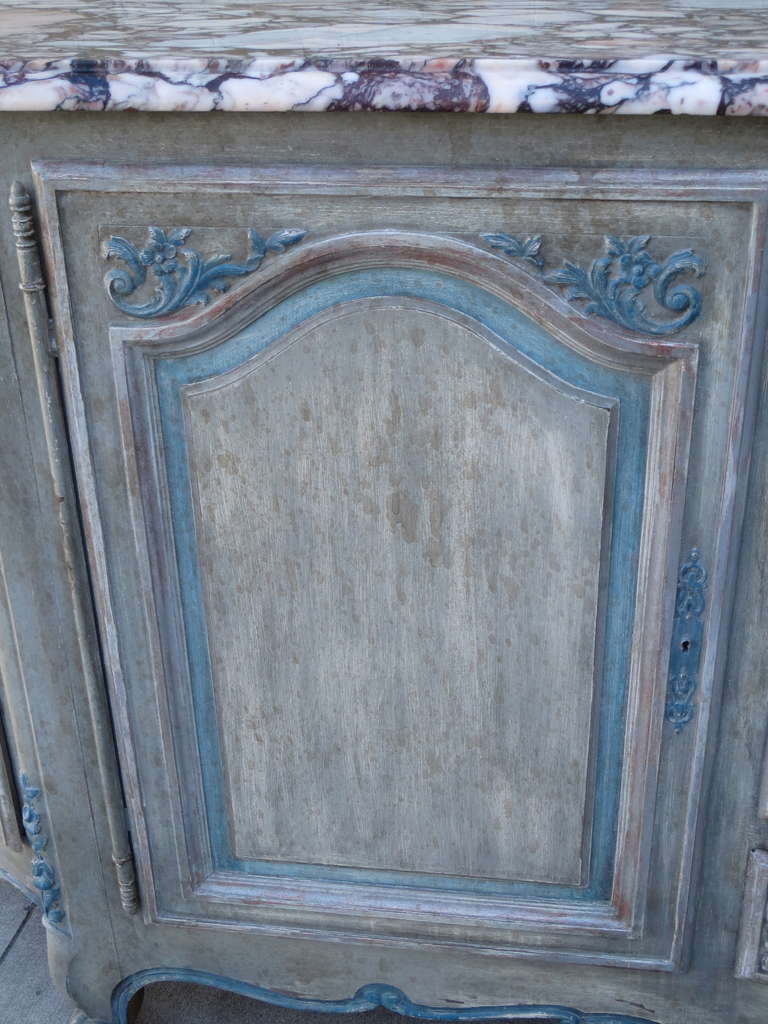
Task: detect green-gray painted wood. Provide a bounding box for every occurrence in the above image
[0,111,765,1024]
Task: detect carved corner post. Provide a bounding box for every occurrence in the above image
[8,181,139,915]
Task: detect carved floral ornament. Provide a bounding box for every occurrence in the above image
[19,772,65,928]
[102,225,307,318]
[481,232,705,336]
[102,225,705,337]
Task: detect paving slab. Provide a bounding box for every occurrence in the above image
[0,879,33,961]
[0,890,73,1024]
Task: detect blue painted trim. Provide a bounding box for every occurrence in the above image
[154,267,650,902]
[111,972,659,1024]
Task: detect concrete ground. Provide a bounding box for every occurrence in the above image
[0,879,395,1024]
[0,879,73,1023]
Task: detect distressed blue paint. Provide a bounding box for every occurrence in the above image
[479,232,543,269]
[103,225,307,317]
[153,267,650,902]
[19,772,66,928]
[111,973,659,1024]
[544,236,704,335]
[480,232,704,336]
[665,549,708,734]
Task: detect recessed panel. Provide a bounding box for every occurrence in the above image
[183,299,611,886]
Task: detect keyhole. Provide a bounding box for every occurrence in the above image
[681,639,691,652]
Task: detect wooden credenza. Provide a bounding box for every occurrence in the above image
[1,11,768,1024]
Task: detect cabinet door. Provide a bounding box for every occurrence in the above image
[33,164,764,985]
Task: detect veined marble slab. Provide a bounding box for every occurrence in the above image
[1,1,768,114]
[2,55,768,115]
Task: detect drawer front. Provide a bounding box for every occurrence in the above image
[33,162,763,971]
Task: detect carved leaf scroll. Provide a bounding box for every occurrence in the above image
[481,232,705,336]
[103,225,307,318]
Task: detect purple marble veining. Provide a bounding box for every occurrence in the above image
[2,56,768,115]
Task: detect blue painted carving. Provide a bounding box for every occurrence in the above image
[544,236,704,336]
[111,973,659,1024]
[480,231,704,336]
[479,233,544,269]
[103,225,307,318]
[19,773,65,926]
[665,549,707,734]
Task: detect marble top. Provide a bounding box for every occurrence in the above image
[2,1,768,114]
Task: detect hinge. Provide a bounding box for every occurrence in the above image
[665,548,708,734]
